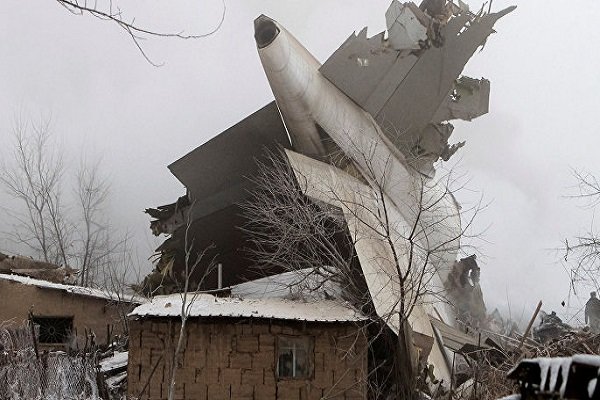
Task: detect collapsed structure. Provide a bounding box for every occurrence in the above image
[144,0,514,398]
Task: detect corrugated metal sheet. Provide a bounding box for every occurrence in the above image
[231,268,342,301]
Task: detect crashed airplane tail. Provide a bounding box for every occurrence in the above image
[147,0,514,391]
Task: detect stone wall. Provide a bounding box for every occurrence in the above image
[128,317,368,400]
[0,279,132,348]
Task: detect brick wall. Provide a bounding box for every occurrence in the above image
[128,317,367,400]
[0,279,133,348]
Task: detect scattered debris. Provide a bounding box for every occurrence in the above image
[477,329,600,399]
[145,195,190,237]
[534,311,573,344]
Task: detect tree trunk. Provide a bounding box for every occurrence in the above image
[396,320,418,400]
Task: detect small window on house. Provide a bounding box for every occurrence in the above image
[32,316,73,344]
[276,336,313,379]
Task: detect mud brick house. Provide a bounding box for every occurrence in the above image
[127,272,369,400]
[0,273,142,349]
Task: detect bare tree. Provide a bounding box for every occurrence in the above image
[1,114,129,288]
[242,148,482,399]
[0,115,70,265]
[99,237,151,350]
[56,0,226,66]
[75,159,111,286]
[563,169,600,293]
[166,200,216,400]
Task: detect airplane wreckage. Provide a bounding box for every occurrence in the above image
[145,0,514,391]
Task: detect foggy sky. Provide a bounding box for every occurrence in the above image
[1,0,597,325]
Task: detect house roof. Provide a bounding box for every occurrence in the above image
[131,268,365,322]
[129,292,366,322]
[0,273,145,304]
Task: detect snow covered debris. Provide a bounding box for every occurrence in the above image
[507,354,600,399]
[99,351,128,373]
[105,371,127,390]
[573,354,600,368]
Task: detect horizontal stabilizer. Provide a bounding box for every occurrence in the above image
[168,101,291,219]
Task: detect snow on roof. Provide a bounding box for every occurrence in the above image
[129,292,366,322]
[0,273,145,303]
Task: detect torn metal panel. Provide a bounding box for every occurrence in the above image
[145,195,190,236]
[430,317,482,353]
[320,3,514,172]
[386,2,430,51]
[144,202,266,294]
[420,0,446,16]
[432,76,491,123]
[318,29,410,113]
[374,6,514,166]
